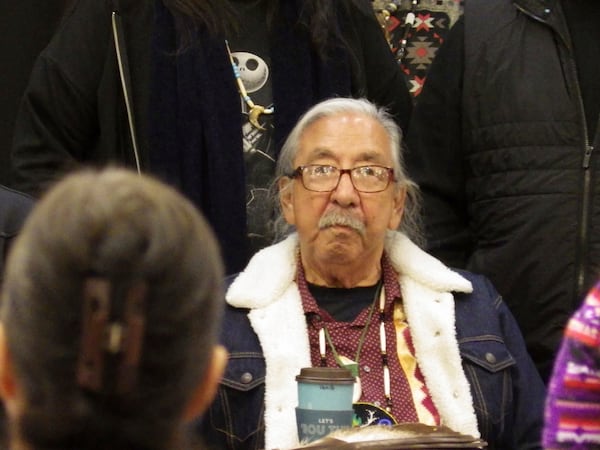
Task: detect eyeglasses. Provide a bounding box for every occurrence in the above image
[288,164,395,193]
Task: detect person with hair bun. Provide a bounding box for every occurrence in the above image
[0,168,227,450]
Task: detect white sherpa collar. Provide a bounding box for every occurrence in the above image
[226,232,479,449]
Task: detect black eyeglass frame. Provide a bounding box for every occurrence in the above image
[287,164,396,193]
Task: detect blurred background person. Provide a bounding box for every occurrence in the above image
[0,168,227,450]
[543,280,600,449]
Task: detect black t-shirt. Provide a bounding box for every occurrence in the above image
[228,0,277,256]
[307,283,379,322]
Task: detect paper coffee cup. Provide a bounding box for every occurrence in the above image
[295,367,355,443]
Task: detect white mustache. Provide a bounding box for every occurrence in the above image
[318,211,366,237]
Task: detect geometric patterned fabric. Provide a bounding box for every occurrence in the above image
[543,281,600,448]
[372,0,463,99]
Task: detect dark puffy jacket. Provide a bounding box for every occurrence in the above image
[406,0,600,382]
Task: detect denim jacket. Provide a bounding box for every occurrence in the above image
[196,233,545,450]
[0,186,33,280]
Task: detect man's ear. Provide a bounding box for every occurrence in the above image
[278,177,296,226]
[0,323,18,406]
[388,186,407,230]
[183,345,228,421]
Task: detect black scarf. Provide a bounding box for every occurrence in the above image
[148,0,352,273]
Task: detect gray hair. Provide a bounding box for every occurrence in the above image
[271,97,423,246]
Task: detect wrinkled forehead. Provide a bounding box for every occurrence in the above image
[296,113,393,165]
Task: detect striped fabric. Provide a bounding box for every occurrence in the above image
[543,281,600,449]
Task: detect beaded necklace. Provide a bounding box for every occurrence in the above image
[318,281,393,412]
[373,0,419,62]
[225,39,274,130]
[395,0,419,64]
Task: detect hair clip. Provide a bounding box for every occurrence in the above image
[76,278,147,395]
[77,277,111,392]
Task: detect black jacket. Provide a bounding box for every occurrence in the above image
[0,1,70,186]
[406,0,600,382]
[10,0,412,274]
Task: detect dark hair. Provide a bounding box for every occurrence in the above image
[1,168,224,450]
[162,0,340,56]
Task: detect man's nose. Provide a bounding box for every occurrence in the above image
[331,172,359,205]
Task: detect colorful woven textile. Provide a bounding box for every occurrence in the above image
[543,281,600,448]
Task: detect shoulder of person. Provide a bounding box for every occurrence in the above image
[0,186,34,234]
[450,269,501,305]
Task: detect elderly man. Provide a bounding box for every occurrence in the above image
[198,98,545,450]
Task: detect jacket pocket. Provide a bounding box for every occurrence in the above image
[221,352,266,391]
[460,338,515,372]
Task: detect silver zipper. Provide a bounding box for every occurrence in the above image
[112,11,141,175]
